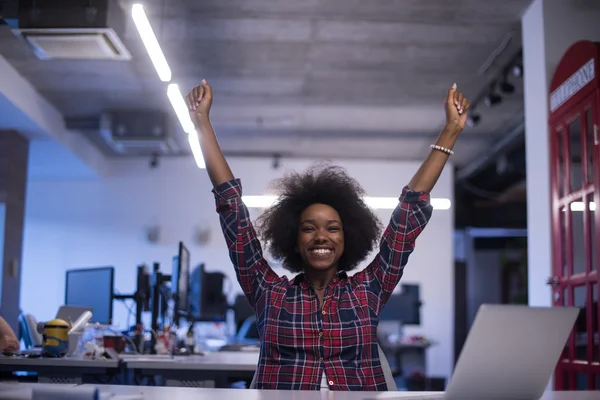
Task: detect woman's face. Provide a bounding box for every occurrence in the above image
[297,203,345,272]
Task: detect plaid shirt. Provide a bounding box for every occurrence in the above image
[213,178,432,391]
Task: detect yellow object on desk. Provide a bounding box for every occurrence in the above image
[42,318,70,358]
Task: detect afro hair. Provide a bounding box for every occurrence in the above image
[256,163,382,273]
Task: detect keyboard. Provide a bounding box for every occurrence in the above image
[19,348,42,356]
[219,343,260,352]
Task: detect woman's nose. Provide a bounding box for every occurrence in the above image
[314,229,328,241]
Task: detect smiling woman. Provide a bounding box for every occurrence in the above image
[184,80,470,391]
[256,164,381,280]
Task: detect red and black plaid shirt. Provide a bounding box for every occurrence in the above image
[213,178,432,391]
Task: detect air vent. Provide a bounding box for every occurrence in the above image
[14,0,130,61]
[16,28,131,60]
[99,111,175,155]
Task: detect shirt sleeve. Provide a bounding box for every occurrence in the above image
[212,179,280,309]
[352,185,433,315]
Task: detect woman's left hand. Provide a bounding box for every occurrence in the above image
[444,83,471,133]
[0,334,19,352]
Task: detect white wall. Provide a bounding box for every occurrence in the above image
[28,140,100,180]
[21,155,454,379]
[522,0,600,308]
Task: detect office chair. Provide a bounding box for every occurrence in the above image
[236,315,258,341]
[18,313,43,348]
[248,343,397,390]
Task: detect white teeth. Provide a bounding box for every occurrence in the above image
[311,249,332,254]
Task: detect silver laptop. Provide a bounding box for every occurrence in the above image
[387,304,579,400]
[56,305,92,324]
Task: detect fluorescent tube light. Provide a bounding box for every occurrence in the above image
[167,84,195,134]
[188,131,206,169]
[167,83,205,169]
[242,196,279,208]
[242,195,452,210]
[565,202,595,212]
[132,4,172,82]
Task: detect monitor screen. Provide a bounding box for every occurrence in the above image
[189,264,228,321]
[172,241,190,314]
[65,267,114,325]
[136,265,151,311]
[379,284,421,325]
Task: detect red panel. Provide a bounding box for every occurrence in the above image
[549,41,600,121]
[549,89,600,390]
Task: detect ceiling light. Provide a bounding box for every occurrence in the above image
[188,131,206,169]
[499,80,515,94]
[366,196,452,211]
[242,196,279,208]
[512,64,523,78]
[466,113,481,128]
[132,4,171,82]
[564,202,596,212]
[167,84,195,134]
[242,195,452,210]
[167,83,205,169]
[484,92,502,107]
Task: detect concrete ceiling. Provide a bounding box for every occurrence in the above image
[0,0,532,167]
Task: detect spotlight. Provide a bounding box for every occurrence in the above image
[484,91,502,107]
[512,64,523,78]
[499,80,515,94]
[466,113,481,128]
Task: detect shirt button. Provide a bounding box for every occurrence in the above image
[318,332,323,337]
[328,380,334,386]
[322,310,326,314]
[319,357,323,362]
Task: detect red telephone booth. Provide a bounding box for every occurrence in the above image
[549,40,600,390]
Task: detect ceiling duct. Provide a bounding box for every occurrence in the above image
[13,0,131,60]
[99,111,175,155]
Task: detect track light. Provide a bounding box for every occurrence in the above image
[466,113,481,128]
[499,80,515,94]
[484,91,502,107]
[512,63,523,78]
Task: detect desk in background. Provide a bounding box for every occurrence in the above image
[121,351,259,387]
[0,351,259,388]
[0,355,121,384]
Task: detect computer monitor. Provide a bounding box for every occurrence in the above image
[380,284,421,325]
[189,263,228,322]
[172,241,190,321]
[136,265,151,312]
[65,267,114,325]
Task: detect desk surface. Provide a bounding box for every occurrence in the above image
[0,383,599,400]
[0,355,119,368]
[82,385,600,399]
[121,351,259,371]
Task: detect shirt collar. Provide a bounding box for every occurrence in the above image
[295,271,348,289]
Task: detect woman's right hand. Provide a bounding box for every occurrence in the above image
[185,79,213,125]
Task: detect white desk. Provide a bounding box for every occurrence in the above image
[120,352,258,387]
[121,351,258,371]
[0,382,77,400]
[0,355,120,384]
[81,385,600,400]
[0,383,599,400]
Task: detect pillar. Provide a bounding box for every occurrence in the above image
[0,131,29,333]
